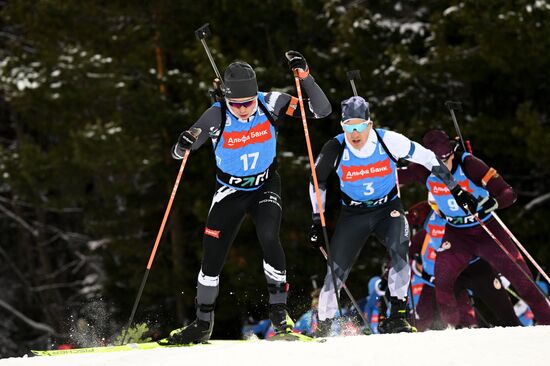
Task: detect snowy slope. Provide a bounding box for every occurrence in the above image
[1,326,549,366]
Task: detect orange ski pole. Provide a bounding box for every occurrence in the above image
[290,68,343,317]
[120,128,200,344]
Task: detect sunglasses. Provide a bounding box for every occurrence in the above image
[440,153,453,162]
[341,121,370,133]
[227,97,257,108]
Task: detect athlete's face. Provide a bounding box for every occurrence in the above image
[443,152,454,170]
[227,96,257,120]
[342,118,372,149]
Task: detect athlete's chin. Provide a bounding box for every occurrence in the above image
[351,140,364,149]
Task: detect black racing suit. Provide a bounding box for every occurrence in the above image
[176,75,331,323]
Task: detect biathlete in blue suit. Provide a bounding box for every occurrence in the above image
[307,96,477,335]
[167,52,331,344]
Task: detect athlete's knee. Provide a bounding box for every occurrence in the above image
[257,229,280,249]
[389,239,409,263]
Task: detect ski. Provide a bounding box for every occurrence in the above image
[32,334,322,356]
[31,341,194,356]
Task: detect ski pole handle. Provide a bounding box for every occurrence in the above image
[346,69,361,97]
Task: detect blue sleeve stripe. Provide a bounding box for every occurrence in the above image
[406,142,415,158]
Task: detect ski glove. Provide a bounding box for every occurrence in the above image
[285,50,309,79]
[172,128,200,160]
[478,196,498,214]
[450,186,478,215]
[309,221,324,249]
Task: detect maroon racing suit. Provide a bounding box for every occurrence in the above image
[400,153,550,326]
[410,228,520,330]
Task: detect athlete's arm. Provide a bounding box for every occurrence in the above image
[171,106,223,159]
[382,130,459,190]
[397,163,430,186]
[462,155,517,209]
[309,138,341,217]
[266,75,332,121]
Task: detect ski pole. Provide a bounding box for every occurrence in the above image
[195,23,224,87]
[195,23,225,101]
[471,214,548,299]
[445,101,550,285]
[444,101,467,151]
[318,247,374,334]
[120,128,201,345]
[492,214,550,285]
[289,59,343,319]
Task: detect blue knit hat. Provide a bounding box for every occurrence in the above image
[341,96,370,122]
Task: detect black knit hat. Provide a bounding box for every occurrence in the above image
[341,96,370,122]
[224,61,258,99]
[423,130,452,159]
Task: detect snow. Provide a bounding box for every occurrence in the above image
[2,326,549,366]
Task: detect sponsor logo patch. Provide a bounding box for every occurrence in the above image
[222,121,272,149]
[412,283,424,296]
[341,159,392,182]
[390,210,400,217]
[428,180,472,196]
[204,227,220,239]
[428,224,445,238]
[427,246,437,261]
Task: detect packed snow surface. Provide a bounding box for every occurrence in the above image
[2,326,549,366]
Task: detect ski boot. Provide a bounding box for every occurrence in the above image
[162,303,214,345]
[269,303,295,334]
[163,318,213,345]
[378,297,417,334]
[314,319,332,337]
[267,303,301,341]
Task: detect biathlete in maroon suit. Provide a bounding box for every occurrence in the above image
[399,130,550,327]
[166,52,332,344]
[407,200,521,331]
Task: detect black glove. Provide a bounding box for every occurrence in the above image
[172,128,200,159]
[285,50,309,79]
[308,221,324,249]
[478,196,498,214]
[178,130,197,149]
[450,186,478,215]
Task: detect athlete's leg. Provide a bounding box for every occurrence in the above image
[475,219,550,325]
[373,200,410,301]
[434,226,475,327]
[196,185,248,322]
[248,173,287,305]
[318,206,373,321]
[458,259,521,326]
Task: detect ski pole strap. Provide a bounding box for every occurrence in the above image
[268,282,289,294]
